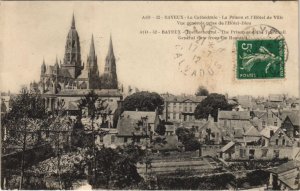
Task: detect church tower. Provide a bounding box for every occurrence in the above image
[87,34,99,77]
[104,35,118,89]
[62,14,82,78]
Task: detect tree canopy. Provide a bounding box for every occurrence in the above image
[175,127,201,151]
[122,91,164,113]
[194,93,233,121]
[195,86,209,96]
[3,87,47,124]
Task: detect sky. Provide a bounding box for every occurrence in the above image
[0,1,299,97]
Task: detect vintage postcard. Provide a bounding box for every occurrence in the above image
[0,1,299,190]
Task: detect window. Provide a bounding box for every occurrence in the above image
[179,114,182,119]
[261,149,268,157]
[282,139,285,145]
[240,149,246,158]
[124,137,128,143]
[274,150,280,158]
[190,107,193,112]
[274,121,278,126]
[173,113,176,120]
[111,135,115,143]
[275,139,279,145]
[100,136,104,143]
[136,137,141,143]
[262,121,266,127]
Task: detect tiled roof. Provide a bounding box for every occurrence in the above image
[234,127,244,138]
[117,111,157,137]
[218,111,251,120]
[260,125,280,138]
[270,160,300,174]
[244,126,260,137]
[121,111,156,123]
[200,120,220,133]
[280,110,300,126]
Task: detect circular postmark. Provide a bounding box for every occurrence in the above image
[233,24,288,80]
[174,24,228,88]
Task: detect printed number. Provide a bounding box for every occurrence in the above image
[241,43,252,52]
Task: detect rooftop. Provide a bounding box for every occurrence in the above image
[218,110,251,120]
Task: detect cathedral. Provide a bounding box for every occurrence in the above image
[36,14,118,94]
[30,14,122,113]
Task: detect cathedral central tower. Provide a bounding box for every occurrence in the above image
[62,14,82,78]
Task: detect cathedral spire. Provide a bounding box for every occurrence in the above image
[55,56,58,65]
[41,57,46,74]
[71,13,76,29]
[106,34,115,60]
[104,35,118,89]
[62,13,82,78]
[89,34,96,60]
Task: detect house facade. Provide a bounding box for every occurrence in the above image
[162,94,206,122]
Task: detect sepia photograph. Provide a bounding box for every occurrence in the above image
[0,1,299,190]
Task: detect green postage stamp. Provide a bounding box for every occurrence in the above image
[237,39,285,79]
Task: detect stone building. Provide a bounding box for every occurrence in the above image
[30,14,120,113]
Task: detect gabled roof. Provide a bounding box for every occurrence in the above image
[260,125,280,138]
[117,117,147,137]
[117,111,157,137]
[280,110,300,126]
[200,120,220,133]
[121,111,156,124]
[218,111,251,120]
[244,126,260,137]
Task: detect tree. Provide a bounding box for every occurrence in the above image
[1,87,48,189]
[175,127,200,151]
[91,147,142,189]
[122,91,164,113]
[195,86,209,96]
[194,93,233,121]
[155,122,166,136]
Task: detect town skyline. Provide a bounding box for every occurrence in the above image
[0,2,299,97]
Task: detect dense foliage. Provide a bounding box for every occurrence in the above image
[176,127,201,151]
[3,88,47,123]
[122,91,164,113]
[194,93,233,121]
[195,86,209,96]
[90,146,143,189]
